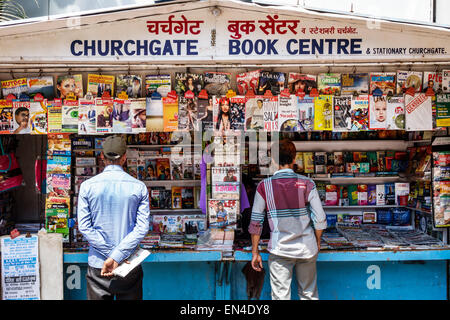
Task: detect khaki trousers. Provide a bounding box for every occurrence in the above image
[268,253,319,300]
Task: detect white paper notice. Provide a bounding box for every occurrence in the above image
[1,235,40,300]
[113,248,150,278]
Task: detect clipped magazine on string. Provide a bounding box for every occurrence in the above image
[112,247,151,278]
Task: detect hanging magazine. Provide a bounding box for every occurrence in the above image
[27,76,55,100]
[197,96,214,131]
[236,69,260,95]
[386,96,405,130]
[112,99,132,133]
[0,100,13,133]
[317,73,341,95]
[12,101,31,134]
[146,94,164,132]
[178,96,199,131]
[47,100,62,133]
[443,70,450,93]
[229,96,246,130]
[96,98,114,133]
[204,72,231,96]
[369,95,388,130]
[130,99,146,133]
[263,96,279,131]
[214,96,231,133]
[211,166,240,200]
[29,101,47,135]
[422,71,442,93]
[78,99,96,135]
[396,71,422,95]
[436,94,450,127]
[278,95,299,132]
[256,71,286,96]
[287,73,317,94]
[314,95,333,131]
[341,73,369,95]
[61,100,78,133]
[56,74,83,99]
[350,95,369,131]
[405,93,433,131]
[208,199,238,229]
[145,74,171,97]
[1,78,28,100]
[369,73,396,95]
[244,96,264,131]
[87,74,115,98]
[174,73,204,96]
[297,95,314,131]
[333,95,352,131]
[162,96,179,132]
[116,74,142,98]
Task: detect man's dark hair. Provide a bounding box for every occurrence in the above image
[15,107,29,116]
[271,139,296,166]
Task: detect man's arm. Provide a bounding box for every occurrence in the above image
[108,184,150,265]
[308,186,327,251]
[77,183,115,257]
[249,186,266,271]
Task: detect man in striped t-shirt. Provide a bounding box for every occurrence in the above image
[249,139,327,300]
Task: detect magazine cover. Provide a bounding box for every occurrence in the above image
[211,167,240,200]
[278,95,299,131]
[144,159,157,181]
[172,186,182,209]
[287,73,317,94]
[369,73,396,95]
[137,159,146,180]
[386,96,405,130]
[126,158,138,178]
[236,69,261,95]
[422,71,443,93]
[116,74,142,98]
[146,94,164,132]
[182,154,193,180]
[396,71,422,94]
[162,96,179,132]
[12,101,31,134]
[46,173,71,197]
[56,74,83,99]
[405,93,433,131]
[256,71,286,96]
[350,95,369,131]
[208,199,238,229]
[263,96,279,131]
[0,100,13,133]
[156,158,171,180]
[47,155,71,174]
[214,96,231,133]
[145,74,171,97]
[1,78,28,100]
[333,95,352,132]
[313,95,333,131]
[229,96,246,130]
[197,97,214,131]
[48,134,71,156]
[178,96,199,131]
[87,74,115,98]
[170,155,183,180]
[341,73,369,95]
[204,72,231,96]
[27,76,55,100]
[369,95,387,130]
[174,73,204,96]
[112,99,132,133]
[443,70,450,93]
[29,101,47,134]
[78,99,96,135]
[61,100,78,133]
[244,96,264,131]
[181,187,195,209]
[436,94,450,127]
[297,95,314,131]
[317,73,341,95]
[129,99,146,133]
[95,98,114,133]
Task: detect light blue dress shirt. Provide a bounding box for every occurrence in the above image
[77,165,150,268]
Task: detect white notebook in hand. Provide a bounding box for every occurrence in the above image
[113,248,151,278]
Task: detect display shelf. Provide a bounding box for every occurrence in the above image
[150,209,203,214]
[406,207,432,214]
[292,140,409,152]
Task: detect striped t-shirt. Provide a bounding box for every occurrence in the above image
[249,168,327,259]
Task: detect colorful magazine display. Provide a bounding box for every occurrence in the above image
[56,74,83,99]
[369,73,396,95]
[236,69,261,95]
[87,74,115,98]
[204,72,231,96]
[0,100,13,133]
[95,98,114,133]
[145,74,171,97]
[178,96,199,131]
[333,95,352,131]
[314,95,333,131]
[396,71,422,94]
[214,96,231,133]
[130,99,146,133]
[211,166,240,200]
[287,73,317,94]
[278,95,299,131]
[256,71,286,96]
[317,73,341,95]
[116,74,142,98]
[297,95,314,131]
[61,100,78,133]
[341,73,369,95]
[78,99,96,135]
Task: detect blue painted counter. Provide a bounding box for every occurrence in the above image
[63,249,450,300]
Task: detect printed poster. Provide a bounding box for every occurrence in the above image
[1,235,40,300]
[405,93,433,131]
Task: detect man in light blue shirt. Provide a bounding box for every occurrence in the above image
[77,135,150,300]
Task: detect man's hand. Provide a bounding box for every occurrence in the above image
[251,252,263,272]
[101,258,119,277]
[317,238,321,251]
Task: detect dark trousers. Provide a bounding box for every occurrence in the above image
[86,265,143,300]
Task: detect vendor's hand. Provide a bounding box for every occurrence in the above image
[251,253,263,272]
[101,258,119,277]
